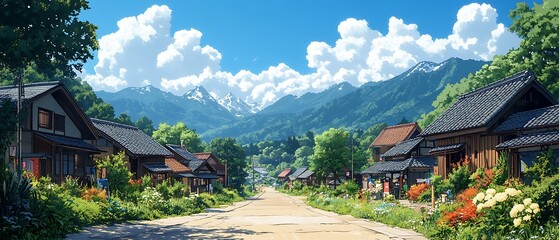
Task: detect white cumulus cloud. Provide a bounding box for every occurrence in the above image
[84,3,520,108]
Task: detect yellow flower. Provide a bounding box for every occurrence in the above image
[513,218,522,227]
[523,215,531,222]
[530,203,539,210]
[486,188,497,196]
[510,208,518,218]
[484,194,494,201]
[523,198,532,205]
[474,192,485,204]
[533,207,540,214]
[525,208,532,213]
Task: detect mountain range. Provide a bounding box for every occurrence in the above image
[96,57,487,143]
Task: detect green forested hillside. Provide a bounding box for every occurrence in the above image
[418,0,559,128]
[203,58,487,143]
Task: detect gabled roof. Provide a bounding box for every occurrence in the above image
[143,162,172,173]
[1,81,98,139]
[361,156,436,174]
[382,137,423,158]
[0,81,59,101]
[277,168,292,178]
[370,122,420,147]
[166,144,200,162]
[495,105,559,133]
[429,143,465,155]
[289,167,308,180]
[35,132,101,153]
[92,118,171,157]
[422,71,555,136]
[297,169,315,179]
[496,131,559,150]
[194,152,225,175]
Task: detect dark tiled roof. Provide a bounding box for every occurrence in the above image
[92,118,171,157]
[297,169,315,179]
[496,131,559,149]
[410,156,437,168]
[195,173,218,179]
[143,162,172,173]
[362,159,412,174]
[495,105,559,133]
[289,167,308,180]
[278,168,292,178]
[382,137,423,158]
[370,122,419,147]
[34,132,101,152]
[194,152,225,175]
[422,71,536,136]
[178,173,197,178]
[188,159,205,171]
[429,143,465,154]
[0,82,59,101]
[166,144,200,161]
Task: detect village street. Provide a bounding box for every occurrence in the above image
[66,187,426,240]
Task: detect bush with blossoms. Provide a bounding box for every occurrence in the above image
[473,187,541,234]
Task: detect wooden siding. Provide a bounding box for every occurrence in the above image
[434,133,501,178]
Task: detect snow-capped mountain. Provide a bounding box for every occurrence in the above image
[404,61,446,78]
[184,86,217,105]
[218,93,258,118]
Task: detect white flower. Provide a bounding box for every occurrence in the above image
[533,207,540,214]
[523,215,531,222]
[525,208,532,213]
[514,218,522,227]
[510,208,518,218]
[477,203,486,211]
[510,204,525,218]
[494,192,508,202]
[486,198,497,208]
[486,188,497,196]
[485,194,494,201]
[505,188,517,196]
[529,203,539,210]
[523,198,532,205]
[475,192,485,202]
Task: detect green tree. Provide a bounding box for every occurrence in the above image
[419,0,559,128]
[310,128,350,186]
[86,102,115,121]
[0,0,98,77]
[208,138,247,190]
[152,122,204,152]
[115,112,133,125]
[526,148,557,182]
[135,116,155,136]
[0,100,18,164]
[95,151,132,196]
[293,146,313,168]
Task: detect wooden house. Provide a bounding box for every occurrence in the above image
[420,71,557,178]
[296,169,316,186]
[90,118,173,182]
[369,122,421,161]
[0,82,101,184]
[165,144,217,193]
[494,104,559,178]
[288,166,308,186]
[277,168,293,183]
[193,152,226,186]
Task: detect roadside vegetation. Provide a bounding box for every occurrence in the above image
[0,152,254,239]
[280,149,559,239]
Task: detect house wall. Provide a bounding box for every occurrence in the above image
[32,94,80,138]
[434,133,501,178]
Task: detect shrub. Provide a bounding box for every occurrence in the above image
[407,183,430,201]
[95,151,132,196]
[82,187,107,201]
[0,165,34,238]
[494,152,509,185]
[334,180,359,197]
[469,167,494,189]
[447,165,471,195]
[61,176,83,197]
[523,173,559,223]
[526,149,557,182]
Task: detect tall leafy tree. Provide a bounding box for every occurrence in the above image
[115,113,133,125]
[310,128,350,185]
[0,0,98,77]
[0,100,17,164]
[152,122,204,152]
[419,0,559,128]
[135,116,155,136]
[208,138,247,190]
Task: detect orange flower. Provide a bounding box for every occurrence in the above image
[407,183,430,201]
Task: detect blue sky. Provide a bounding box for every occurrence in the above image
[80,0,524,106]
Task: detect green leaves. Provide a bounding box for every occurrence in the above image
[152,122,204,152]
[310,128,351,181]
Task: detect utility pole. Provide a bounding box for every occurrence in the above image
[252,159,255,192]
[351,132,354,181]
[16,70,23,175]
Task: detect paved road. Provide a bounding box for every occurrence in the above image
[67,188,426,240]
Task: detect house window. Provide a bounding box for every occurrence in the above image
[38,108,52,129]
[55,151,75,175]
[54,114,65,132]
